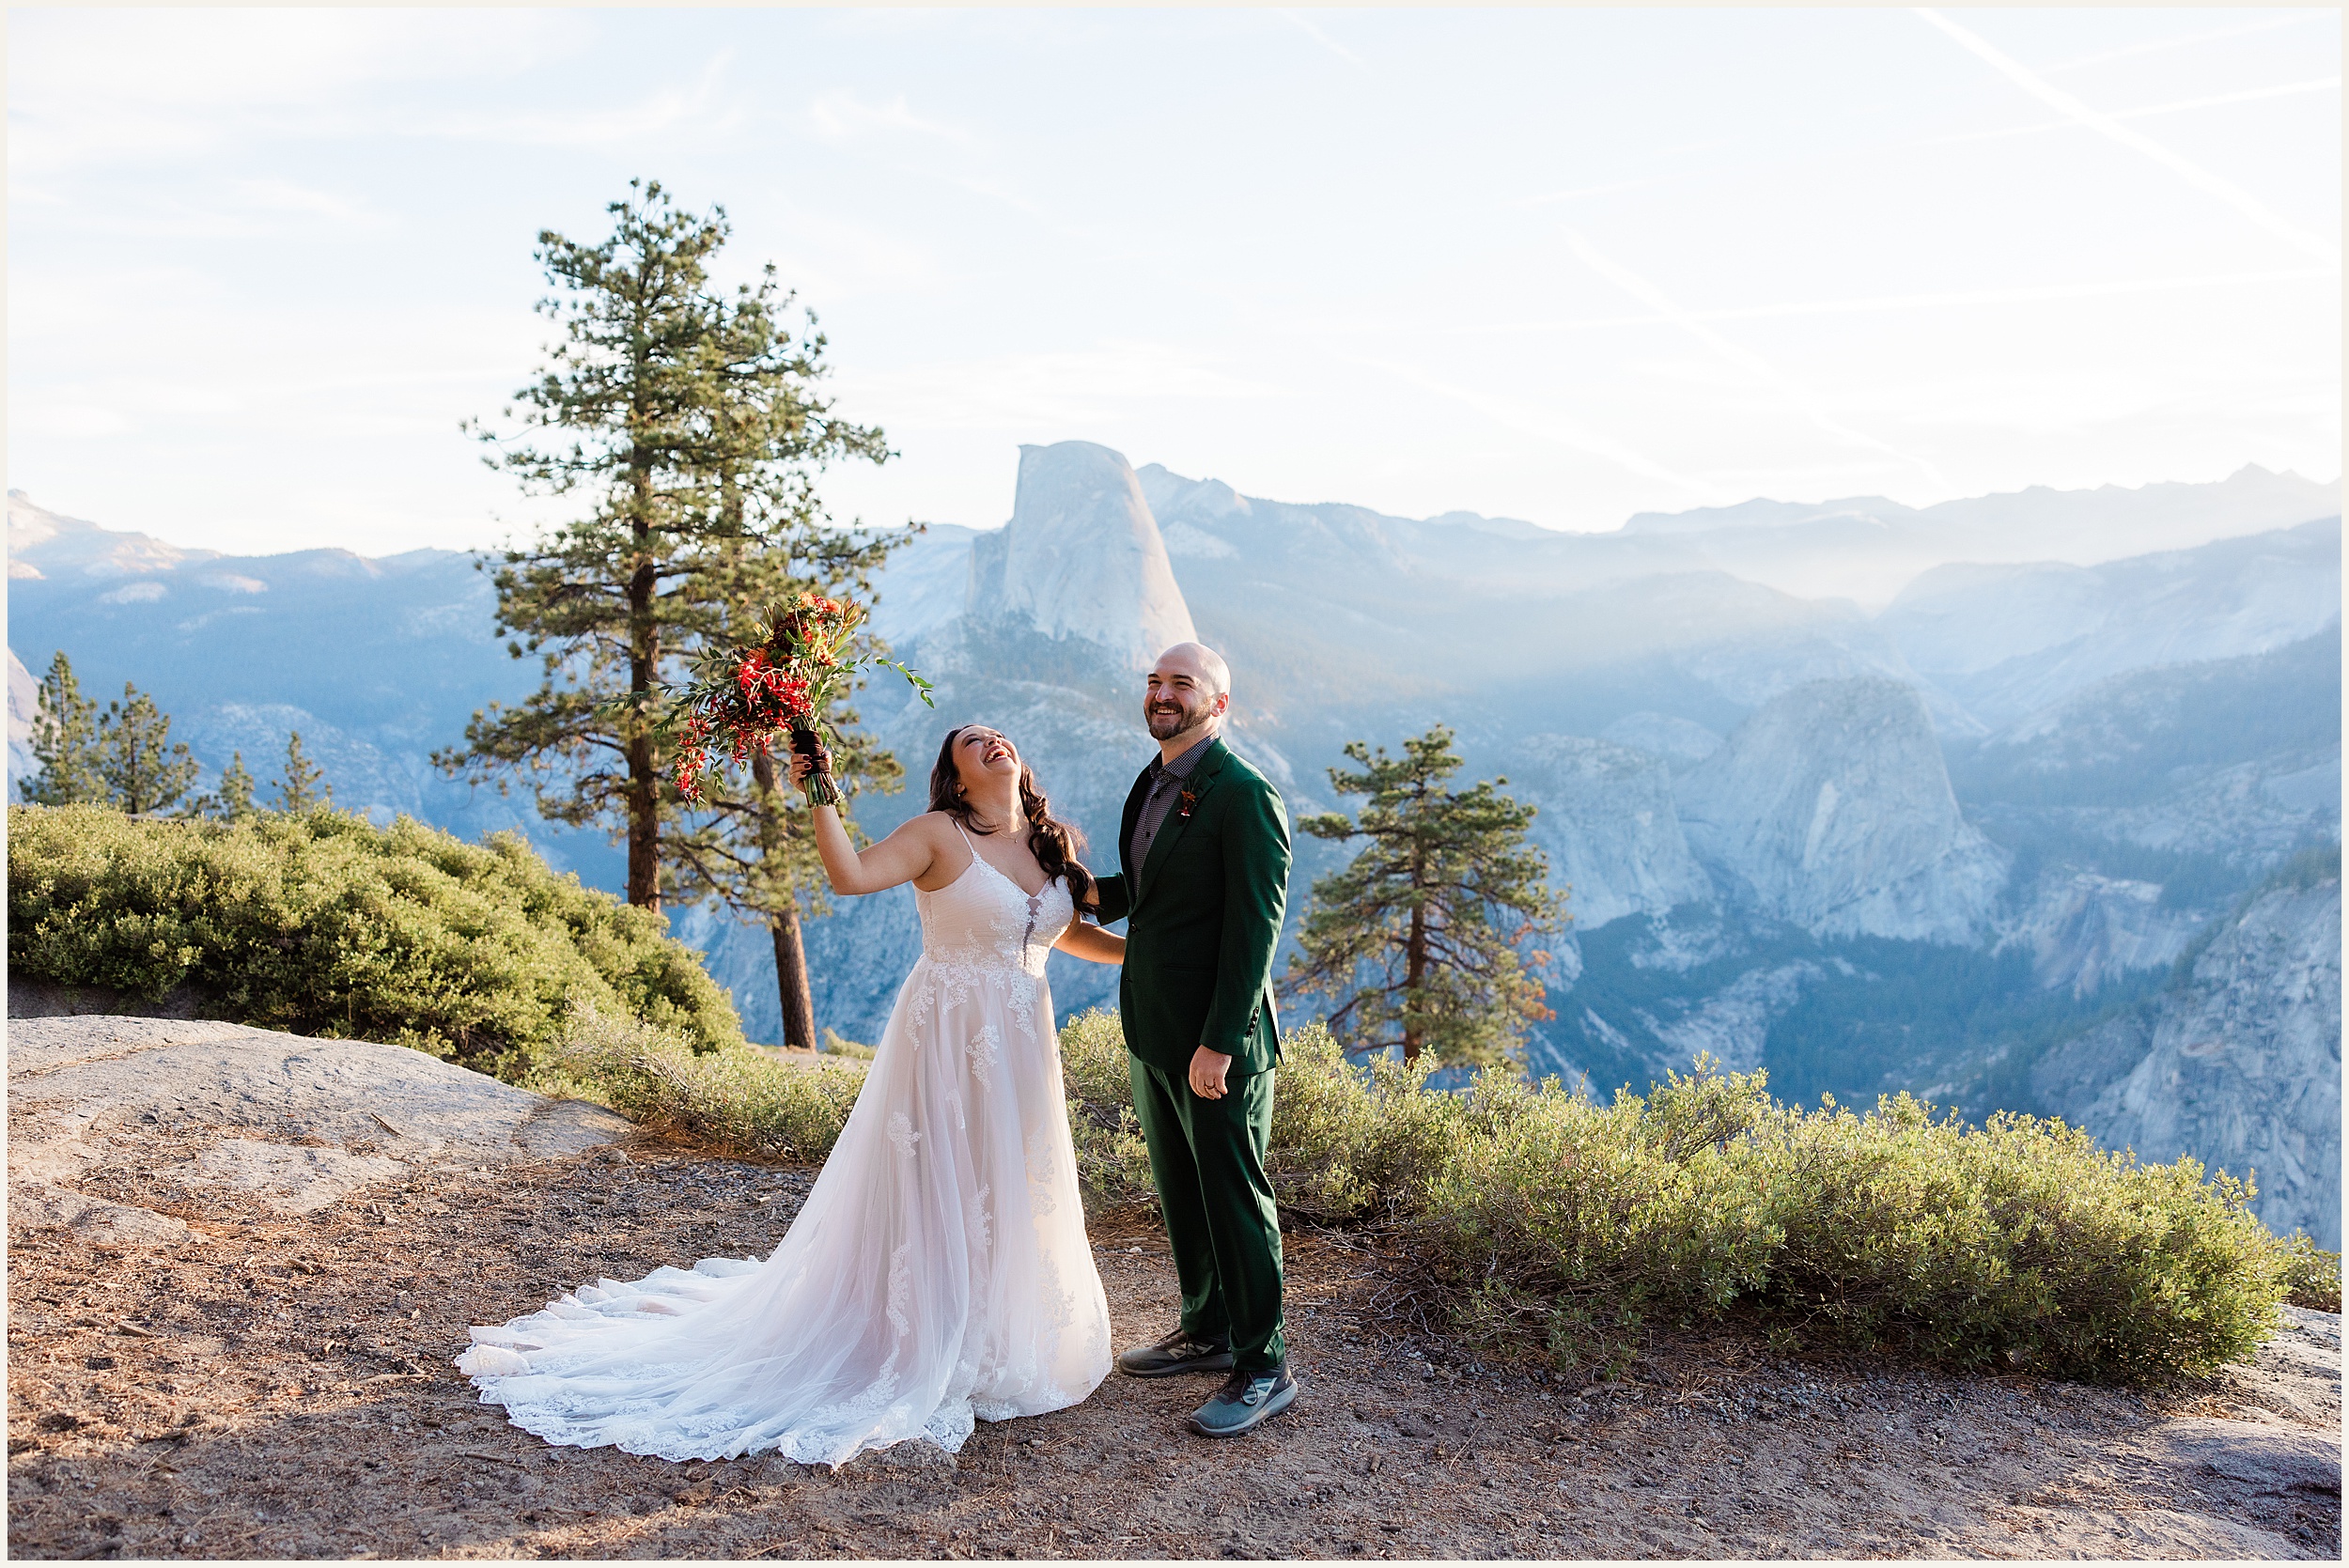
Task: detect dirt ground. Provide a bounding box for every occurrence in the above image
[8,1130,2341,1560]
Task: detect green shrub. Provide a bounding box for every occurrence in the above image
[8,803,740,1079]
[818,1029,877,1060]
[539,1008,865,1163]
[1749,1095,2285,1376]
[1065,1015,2293,1384]
[1410,1064,1784,1361]
[2277,1234,2342,1313]
[1060,1008,1158,1209]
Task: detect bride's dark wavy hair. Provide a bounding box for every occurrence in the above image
[929,725,1094,908]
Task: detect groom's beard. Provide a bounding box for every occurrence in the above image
[1145,697,1206,741]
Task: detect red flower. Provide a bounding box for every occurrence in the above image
[736,649,773,702]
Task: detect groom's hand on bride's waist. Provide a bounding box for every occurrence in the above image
[1188,1046,1233,1100]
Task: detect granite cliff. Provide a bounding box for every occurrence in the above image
[1674,677,2008,943]
[2031,861,2343,1250]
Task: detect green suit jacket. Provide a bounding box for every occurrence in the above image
[1092,737,1293,1078]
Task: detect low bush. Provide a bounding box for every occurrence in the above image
[8,803,740,1079]
[540,1008,865,1162]
[1060,1008,1159,1209]
[1751,1095,2285,1376]
[1073,1012,2296,1384]
[2277,1234,2342,1314]
[402,987,2307,1386]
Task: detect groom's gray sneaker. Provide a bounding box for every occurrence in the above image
[1115,1328,1235,1379]
[1188,1365,1298,1437]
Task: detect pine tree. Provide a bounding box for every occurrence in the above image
[275,731,331,813]
[436,179,900,924]
[199,752,259,821]
[98,682,201,816]
[1283,725,1564,1070]
[20,651,105,805]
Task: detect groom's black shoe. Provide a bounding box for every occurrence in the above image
[1115,1327,1235,1378]
[1188,1364,1298,1437]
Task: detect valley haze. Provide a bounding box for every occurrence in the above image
[7,452,2341,1247]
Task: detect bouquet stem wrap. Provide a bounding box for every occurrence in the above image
[791,723,841,807]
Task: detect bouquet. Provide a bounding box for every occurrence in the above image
[666,591,933,806]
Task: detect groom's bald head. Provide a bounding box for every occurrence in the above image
[1144,642,1232,753]
[1158,642,1230,697]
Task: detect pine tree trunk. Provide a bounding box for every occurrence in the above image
[750,748,818,1051]
[770,907,818,1053]
[624,455,661,911]
[1402,898,1428,1065]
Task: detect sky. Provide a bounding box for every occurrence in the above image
[8,7,2341,558]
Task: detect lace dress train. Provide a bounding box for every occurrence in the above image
[454,843,1112,1465]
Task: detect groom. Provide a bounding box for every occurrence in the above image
[1090,641,1297,1437]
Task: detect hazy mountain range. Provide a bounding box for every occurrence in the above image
[8,456,2340,1243]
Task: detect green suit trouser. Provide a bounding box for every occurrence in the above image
[1128,1055,1286,1374]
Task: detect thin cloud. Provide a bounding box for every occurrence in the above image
[1563,232,1951,491]
[848,342,1281,432]
[808,89,972,145]
[1915,8,2341,268]
[415,52,742,147]
[1440,266,2339,336]
[1356,355,1719,499]
[2042,11,2328,75]
[1278,10,1370,71]
[232,178,394,229]
[1509,173,1691,210]
[1927,76,2341,148]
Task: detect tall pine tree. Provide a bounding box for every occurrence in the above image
[275,731,330,812]
[1284,725,1563,1070]
[20,652,105,805]
[437,179,900,939]
[199,752,259,821]
[98,683,200,815]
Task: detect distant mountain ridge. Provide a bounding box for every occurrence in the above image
[1615,465,2339,609]
[8,458,2338,1246]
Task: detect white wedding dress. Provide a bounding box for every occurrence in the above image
[455,827,1112,1465]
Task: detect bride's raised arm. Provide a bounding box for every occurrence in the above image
[791,748,942,896]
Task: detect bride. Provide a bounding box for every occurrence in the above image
[456,723,1123,1464]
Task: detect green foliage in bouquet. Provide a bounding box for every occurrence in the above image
[8,803,739,1079]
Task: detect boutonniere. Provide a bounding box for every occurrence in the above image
[1178,787,1198,820]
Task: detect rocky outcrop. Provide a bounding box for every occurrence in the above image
[7,1017,632,1243]
[1674,678,2008,942]
[1637,961,1823,1076]
[1998,871,2206,998]
[8,644,37,785]
[966,442,1196,674]
[2031,873,2343,1249]
[1507,736,1711,930]
[1597,712,1722,772]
